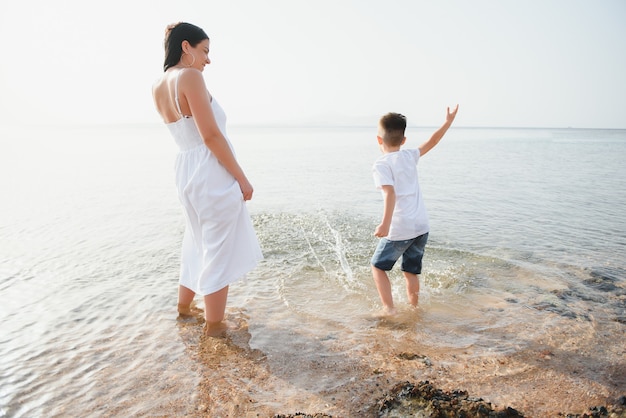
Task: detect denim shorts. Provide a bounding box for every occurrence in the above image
[370,233,429,274]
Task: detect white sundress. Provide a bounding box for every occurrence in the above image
[165,72,263,296]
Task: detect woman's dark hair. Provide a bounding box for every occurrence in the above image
[163,22,209,71]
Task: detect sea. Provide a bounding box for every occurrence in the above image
[1,123,624,417]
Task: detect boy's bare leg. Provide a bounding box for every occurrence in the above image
[177,285,196,316]
[204,286,229,336]
[403,271,420,307]
[372,266,396,314]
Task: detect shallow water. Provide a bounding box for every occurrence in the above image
[1,124,625,417]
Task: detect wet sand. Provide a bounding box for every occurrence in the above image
[170,309,625,418]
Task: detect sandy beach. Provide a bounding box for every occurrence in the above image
[144,308,624,417]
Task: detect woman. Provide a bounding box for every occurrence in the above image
[152,22,263,336]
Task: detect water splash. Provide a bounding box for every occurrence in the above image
[298,219,329,276]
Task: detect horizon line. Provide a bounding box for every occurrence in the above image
[2,122,626,131]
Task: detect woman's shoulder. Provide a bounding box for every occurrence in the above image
[152,74,166,89]
[152,74,168,98]
[177,68,205,83]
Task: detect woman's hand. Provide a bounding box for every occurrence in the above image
[238,177,254,201]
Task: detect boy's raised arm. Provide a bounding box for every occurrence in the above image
[418,105,459,157]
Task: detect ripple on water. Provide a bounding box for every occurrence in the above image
[2,201,624,416]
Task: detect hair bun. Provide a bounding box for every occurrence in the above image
[164,22,182,37]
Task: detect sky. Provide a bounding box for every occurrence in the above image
[0,0,625,128]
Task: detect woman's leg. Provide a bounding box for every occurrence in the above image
[178,285,196,316]
[204,286,229,336]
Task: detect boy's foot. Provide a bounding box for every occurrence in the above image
[372,306,397,318]
[383,306,397,316]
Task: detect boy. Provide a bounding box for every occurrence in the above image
[371,105,459,315]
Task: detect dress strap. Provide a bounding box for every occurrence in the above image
[174,70,184,116]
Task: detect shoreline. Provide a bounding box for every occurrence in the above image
[174,310,625,418]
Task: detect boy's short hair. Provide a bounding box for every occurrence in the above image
[379,112,407,146]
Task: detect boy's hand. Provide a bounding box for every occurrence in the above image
[418,104,459,157]
[447,104,459,124]
[374,224,389,237]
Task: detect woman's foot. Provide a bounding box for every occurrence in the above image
[178,301,204,317]
[177,303,193,317]
[204,320,228,337]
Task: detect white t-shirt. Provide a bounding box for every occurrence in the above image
[372,148,429,241]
